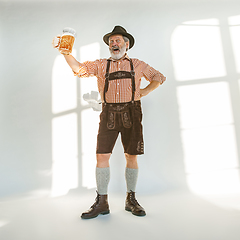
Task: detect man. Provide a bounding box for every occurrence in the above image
[52,26,166,219]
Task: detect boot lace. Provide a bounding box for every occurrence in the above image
[129,190,140,206]
[90,192,100,208]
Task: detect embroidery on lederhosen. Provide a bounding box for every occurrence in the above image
[107,111,115,129]
[137,141,144,153]
[121,110,132,128]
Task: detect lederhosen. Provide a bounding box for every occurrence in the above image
[96,59,144,155]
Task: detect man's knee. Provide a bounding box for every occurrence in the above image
[96,153,111,168]
[125,153,137,160]
[125,153,138,168]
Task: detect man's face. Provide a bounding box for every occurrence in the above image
[109,34,129,60]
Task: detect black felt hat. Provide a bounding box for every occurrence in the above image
[103,26,135,49]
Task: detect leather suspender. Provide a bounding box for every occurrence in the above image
[129,59,135,102]
[104,59,111,103]
[104,59,136,103]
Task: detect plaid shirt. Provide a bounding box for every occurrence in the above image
[74,55,166,103]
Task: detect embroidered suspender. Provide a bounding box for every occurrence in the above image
[104,59,136,103]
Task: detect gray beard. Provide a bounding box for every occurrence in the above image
[109,43,127,60]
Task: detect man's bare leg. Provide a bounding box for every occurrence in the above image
[125,153,138,169]
[96,153,111,168]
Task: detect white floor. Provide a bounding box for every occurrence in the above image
[1,190,240,240]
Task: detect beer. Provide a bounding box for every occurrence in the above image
[58,27,76,55]
[59,35,75,54]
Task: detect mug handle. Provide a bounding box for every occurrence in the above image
[52,35,61,48]
[56,35,61,48]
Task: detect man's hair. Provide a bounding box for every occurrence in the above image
[123,36,129,51]
[123,36,129,43]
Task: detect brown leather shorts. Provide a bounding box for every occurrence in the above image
[96,101,144,155]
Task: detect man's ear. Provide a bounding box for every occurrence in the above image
[126,41,130,51]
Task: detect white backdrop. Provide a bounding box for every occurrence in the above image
[1,0,240,198]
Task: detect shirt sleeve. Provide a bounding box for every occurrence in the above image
[141,61,166,84]
[73,60,99,78]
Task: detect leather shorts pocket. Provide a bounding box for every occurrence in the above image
[121,110,132,128]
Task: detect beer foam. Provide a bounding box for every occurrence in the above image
[62,32,75,37]
[62,27,76,37]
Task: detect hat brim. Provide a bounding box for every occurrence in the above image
[103,32,135,49]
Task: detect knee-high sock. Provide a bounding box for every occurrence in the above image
[125,167,139,193]
[96,167,110,195]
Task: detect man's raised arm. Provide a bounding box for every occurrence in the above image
[52,36,80,73]
[63,54,81,73]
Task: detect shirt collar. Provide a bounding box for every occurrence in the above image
[108,54,130,62]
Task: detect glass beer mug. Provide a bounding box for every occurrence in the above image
[58,27,76,55]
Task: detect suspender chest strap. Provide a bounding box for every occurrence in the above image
[104,59,136,103]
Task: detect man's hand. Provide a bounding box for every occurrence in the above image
[52,35,61,48]
[140,88,150,98]
[140,81,161,98]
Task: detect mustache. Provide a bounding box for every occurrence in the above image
[111,46,120,51]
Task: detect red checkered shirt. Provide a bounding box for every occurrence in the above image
[73,55,166,103]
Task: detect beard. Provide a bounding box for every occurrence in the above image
[109,42,127,60]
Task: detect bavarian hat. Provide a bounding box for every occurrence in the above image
[103,25,135,49]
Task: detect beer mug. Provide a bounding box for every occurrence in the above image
[57,27,76,55]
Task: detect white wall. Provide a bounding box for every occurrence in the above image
[1,0,240,197]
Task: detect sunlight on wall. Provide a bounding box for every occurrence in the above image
[51,113,78,197]
[172,18,240,195]
[177,83,240,195]
[177,82,233,129]
[0,220,10,228]
[52,50,77,113]
[81,109,100,188]
[51,49,78,197]
[80,43,100,189]
[80,43,99,106]
[228,15,240,73]
[51,42,100,196]
[171,18,226,81]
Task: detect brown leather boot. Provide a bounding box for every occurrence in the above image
[81,192,110,219]
[125,191,146,216]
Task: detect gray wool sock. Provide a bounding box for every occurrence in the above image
[96,167,110,195]
[125,167,139,193]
